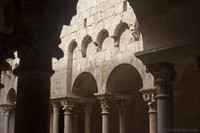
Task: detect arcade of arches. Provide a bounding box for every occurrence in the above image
[0,0,200,133]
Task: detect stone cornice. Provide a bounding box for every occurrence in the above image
[135,42,200,65]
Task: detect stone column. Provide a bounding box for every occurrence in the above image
[115,99,128,133]
[140,88,157,133]
[61,100,74,133]
[73,105,81,133]
[146,63,176,133]
[52,102,60,133]
[100,97,110,133]
[2,105,14,133]
[84,103,93,133]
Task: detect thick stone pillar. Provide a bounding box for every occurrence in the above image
[52,102,60,133]
[61,100,74,133]
[99,97,110,133]
[115,99,128,133]
[13,38,63,133]
[84,103,93,133]
[140,88,157,133]
[147,63,176,133]
[2,104,14,133]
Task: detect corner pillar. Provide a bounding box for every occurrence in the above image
[147,63,176,133]
[2,104,14,133]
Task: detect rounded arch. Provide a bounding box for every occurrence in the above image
[106,63,143,94]
[94,29,109,49]
[112,22,129,43]
[68,40,78,53]
[81,35,93,57]
[72,72,98,97]
[6,88,16,104]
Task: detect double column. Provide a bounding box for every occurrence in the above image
[147,63,176,133]
[99,97,110,133]
[115,99,128,133]
[1,104,14,133]
[140,88,157,133]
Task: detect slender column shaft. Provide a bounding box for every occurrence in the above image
[149,107,157,133]
[52,103,60,133]
[119,113,126,133]
[84,103,92,133]
[100,98,110,133]
[115,99,128,133]
[64,111,71,133]
[4,112,9,133]
[73,114,79,133]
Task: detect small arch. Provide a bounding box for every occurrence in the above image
[111,22,129,46]
[106,63,143,94]
[68,40,78,53]
[6,88,16,104]
[81,35,92,57]
[94,29,109,49]
[72,72,98,97]
[67,40,78,89]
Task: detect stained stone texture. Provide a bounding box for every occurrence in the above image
[51,0,154,98]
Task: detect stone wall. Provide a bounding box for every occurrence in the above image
[51,0,154,98]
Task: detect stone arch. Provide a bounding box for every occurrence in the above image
[112,22,129,46]
[106,63,143,94]
[67,40,78,89]
[81,35,93,57]
[6,88,16,104]
[72,72,98,97]
[94,29,109,49]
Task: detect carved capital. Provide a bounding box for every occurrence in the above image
[2,105,14,116]
[61,100,74,115]
[52,102,61,114]
[84,103,93,114]
[100,98,110,114]
[140,88,157,113]
[146,63,176,96]
[115,99,128,115]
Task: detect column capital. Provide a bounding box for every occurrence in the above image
[146,63,176,96]
[99,97,111,114]
[115,99,128,115]
[52,102,61,114]
[140,88,157,114]
[61,100,74,115]
[1,104,15,116]
[84,103,93,114]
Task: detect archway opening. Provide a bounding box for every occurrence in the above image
[106,63,148,133]
[6,88,16,104]
[72,72,98,97]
